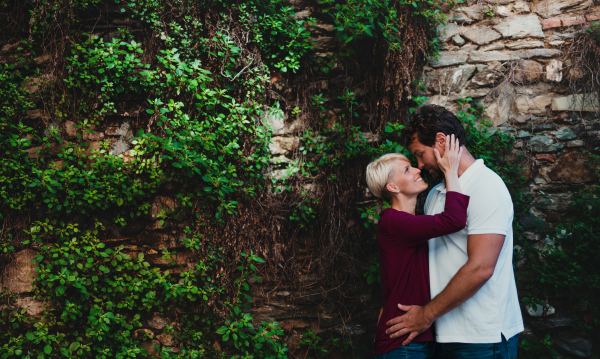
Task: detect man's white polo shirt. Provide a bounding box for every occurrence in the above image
[425,159,523,343]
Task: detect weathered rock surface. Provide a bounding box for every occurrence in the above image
[551,127,576,140]
[469,51,520,63]
[1,249,39,294]
[553,332,593,358]
[470,69,503,87]
[425,65,476,93]
[430,51,469,67]
[479,42,505,51]
[516,94,554,115]
[16,297,48,316]
[528,135,564,153]
[506,40,543,50]
[531,315,575,330]
[452,5,484,22]
[546,59,563,82]
[140,340,160,356]
[527,303,556,316]
[513,1,531,13]
[269,136,299,156]
[156,333,176,346]
[548,152,594,183]
[310,37,336,51]
[552,94,600,112]
[533,0,593,18]
[519,49,563,59]
[493,15,545,39]
[462,26,502,45]
[495,5,512,17]
[513,60,544,83]
[437,23,460,42]
[451,35,464,46]
[534,193,573,212]
[517,130,532,138]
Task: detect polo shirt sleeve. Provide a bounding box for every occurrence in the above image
[466,177,513,236]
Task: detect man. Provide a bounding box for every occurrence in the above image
[385,105,523,359]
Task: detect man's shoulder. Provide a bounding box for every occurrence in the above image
[465,165,514,213]
[466,165,510,194]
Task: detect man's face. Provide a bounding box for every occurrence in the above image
[408,136,442,177]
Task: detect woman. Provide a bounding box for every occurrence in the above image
[365,135,469,359]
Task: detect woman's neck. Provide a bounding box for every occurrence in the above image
[391,194,418,215]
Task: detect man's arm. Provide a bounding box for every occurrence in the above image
[385,233,505,344]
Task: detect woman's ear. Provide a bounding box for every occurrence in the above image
[386,182,398,195]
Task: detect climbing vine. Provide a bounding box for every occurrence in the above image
[0,0,468,358]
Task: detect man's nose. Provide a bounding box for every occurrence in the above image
[417,159,425,169]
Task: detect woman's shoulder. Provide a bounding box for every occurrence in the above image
[379,208,414,225]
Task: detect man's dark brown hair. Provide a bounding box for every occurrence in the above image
[400,104,467,148]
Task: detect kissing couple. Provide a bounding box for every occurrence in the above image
[366,105,523,359]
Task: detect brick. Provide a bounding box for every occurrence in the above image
[536,154,557,162]
[541,18,562,29]
[562,16,586,27]
[586,12,600,21]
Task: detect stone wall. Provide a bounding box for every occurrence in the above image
[1,0,598,357]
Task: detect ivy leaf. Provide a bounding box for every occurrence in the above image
[44,345,52,354]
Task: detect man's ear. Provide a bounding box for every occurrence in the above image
[433,132,446,150]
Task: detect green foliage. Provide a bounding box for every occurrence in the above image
[297,329,358,359]
[515,164,600,356]
[1,220,272,358]
[320,0,447,51]
[1,0,305,357]
[456,98,527,192]
[589,21,600,42]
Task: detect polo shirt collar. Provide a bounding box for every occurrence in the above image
[436,159,485,193]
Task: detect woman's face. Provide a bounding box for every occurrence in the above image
[387,159,428,197]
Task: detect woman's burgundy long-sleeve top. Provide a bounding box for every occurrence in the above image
[375,191,470,356]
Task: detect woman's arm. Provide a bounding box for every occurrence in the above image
[387,192,469,247]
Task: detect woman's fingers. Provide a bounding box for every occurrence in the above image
[454,137,460,156]
[434,148,442,165]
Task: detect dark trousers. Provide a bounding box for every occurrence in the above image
[433,334,518,359]
[375,341,436,359]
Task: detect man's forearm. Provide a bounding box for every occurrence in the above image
[423,260,492,323]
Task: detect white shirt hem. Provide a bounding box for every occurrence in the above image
[436,326,524,344]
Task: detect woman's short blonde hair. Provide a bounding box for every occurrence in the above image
[365,153,409,201]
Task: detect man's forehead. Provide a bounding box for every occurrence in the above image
[407,136,424,152]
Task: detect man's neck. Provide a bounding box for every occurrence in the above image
[457,147,477,178]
